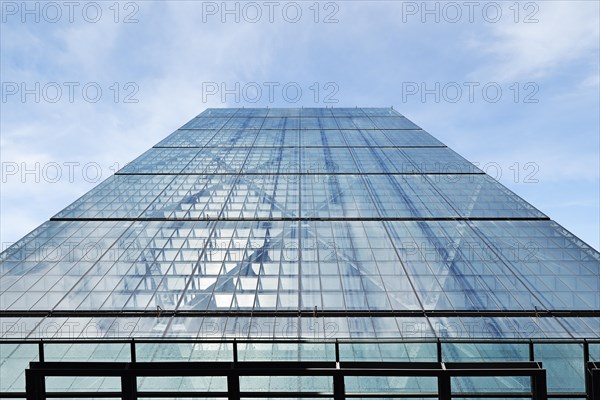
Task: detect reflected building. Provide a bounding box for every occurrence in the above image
[1,108,599,399]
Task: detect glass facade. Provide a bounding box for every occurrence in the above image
[1,108,599,398]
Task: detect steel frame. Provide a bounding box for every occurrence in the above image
[1,338,598,399]
[25,360,548,400]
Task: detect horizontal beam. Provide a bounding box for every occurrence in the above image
[49,216,550,222]
[114,171,486,176]
[28,361,545,378]
[1,308,596,318]
[153,145,449,149]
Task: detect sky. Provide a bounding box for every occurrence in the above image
[1,0,599,251]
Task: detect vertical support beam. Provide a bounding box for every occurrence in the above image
[583,340,590,398]
[333,340,344,400]
[531,367,547,400]
[227,371,240,400]
[130,339,136,363]
[121,368,137,400]
[437,339,443,363]
[232,338,238,363]
[333,371,345,400]
[589,363,600,400]
[25,369,45,400]
[38,341,45,362]
[529,340,535,361]
[438,366,451,400]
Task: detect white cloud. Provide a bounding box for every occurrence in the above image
[468,1,600,82]
[1,1,598,250]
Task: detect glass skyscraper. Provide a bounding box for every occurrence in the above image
[1,108,599,399]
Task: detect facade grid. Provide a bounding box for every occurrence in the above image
[1,107,599,398]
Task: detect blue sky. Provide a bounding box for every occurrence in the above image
[1,0,599,250]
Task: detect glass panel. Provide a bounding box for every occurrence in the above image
[344,376,437,394]
[301,107,333,117]
[156,129,219,147]
[383,129,444,146]
[137,376,227,392]
[239,376,332,392]
[0,343,38,392]
[44,343,130,361]
[119,148,199,174]
[428,174,546,218]
[451,376,530,394]
[135,342,233,362]
[442,342,528,362]
[535,343,585,392]
[198,108,238,117]
[340,342,436,361]
[238,342,334,361]
[361,107,403,117]
[370,116,420,129]
[45,376,121,392]
[181,117,228,130]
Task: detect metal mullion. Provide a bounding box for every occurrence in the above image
[298,123,303,327]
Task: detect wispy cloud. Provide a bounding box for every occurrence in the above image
[1,1,598,250]
[468,1,600,82]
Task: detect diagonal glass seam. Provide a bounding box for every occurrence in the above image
[154,126,224,149]
[355,113,510,332]
[337,116,430,317]
[358,113,542,318]
[140,129,260,220]
[184,130,296,310]
[128,114,238,175]
[86,222,172,311]
[184,224,290,311]
[418,174,544,314]
[73,221,176,311]
[465,221,566,314]
[41,222,135,312]
[408,173,509,313]
[300,175,360,218]
[0,221,81,278]
[299,124,381,311]
[1,222,82,289]
[133,122,238,220]
[173,113,269,311]
[346,153,428,311]
[550,222,600,262]
[461,227,580,341]
[118,222,200,311]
